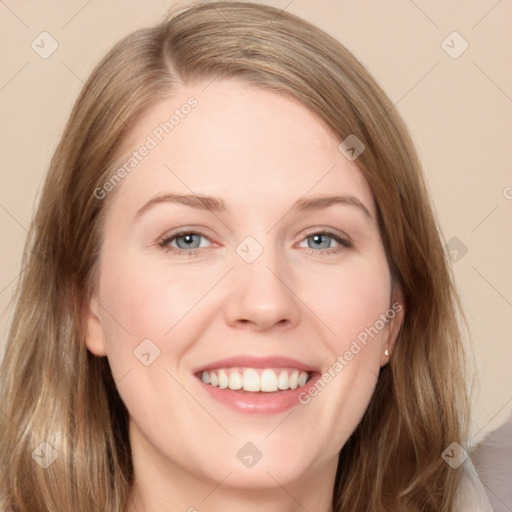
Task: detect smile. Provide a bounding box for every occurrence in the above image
[199,367,311,392]
[193,355,320,414]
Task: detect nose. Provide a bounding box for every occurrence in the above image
[223,250,301,332]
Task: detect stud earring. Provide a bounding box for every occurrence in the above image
[384,349,389,357]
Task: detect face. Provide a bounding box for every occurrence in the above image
[86,79,403,502]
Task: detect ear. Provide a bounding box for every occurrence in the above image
[380,286,405,367]
[85,295,108,357]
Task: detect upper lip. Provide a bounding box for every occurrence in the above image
[193,355,320,375]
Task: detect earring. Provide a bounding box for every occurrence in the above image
[384,349,389,357]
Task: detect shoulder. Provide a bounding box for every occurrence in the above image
[471,415,512,512]
[453,456,494,511]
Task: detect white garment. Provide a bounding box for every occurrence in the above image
[454,457,494,511]
[472,414,512,512]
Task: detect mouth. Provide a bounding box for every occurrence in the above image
[196,367,313,393]
[193,355,320,414]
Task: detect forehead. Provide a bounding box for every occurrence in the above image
[106,79,375,217]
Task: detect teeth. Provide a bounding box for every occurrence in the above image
[218,369,229,389]
[260,369,278,392]
[289,370,299,390]
[200,368,310,393]
[228,370,243,390]
[243,369,260,392]
[278,370,289,390]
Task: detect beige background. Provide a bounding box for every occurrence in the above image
[1,0,511,445]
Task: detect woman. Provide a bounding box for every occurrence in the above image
[0,1,486,510]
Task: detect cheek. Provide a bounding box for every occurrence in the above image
[306,255,392,351]
[96,254,224,369]
[95,259,216,422]
[296,256,391,441]
[102,241,205,320]
[96,257,232,390]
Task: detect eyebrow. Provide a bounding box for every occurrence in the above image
[135,193,372,219]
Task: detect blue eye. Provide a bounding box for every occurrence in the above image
[159,230,211,256]
[299,232,352,256]
[171,233,203,249]
[158,229,352,257]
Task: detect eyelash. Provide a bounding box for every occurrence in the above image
[157,229,353,258]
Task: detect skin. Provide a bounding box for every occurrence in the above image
[85,79,404,512]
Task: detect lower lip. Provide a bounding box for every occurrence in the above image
[195,373,320,414]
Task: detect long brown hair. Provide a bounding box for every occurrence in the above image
[0,2,469,510]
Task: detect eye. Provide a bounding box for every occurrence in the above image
[158,229,213,257]
[298,230,352,256]
[157,228,352,258]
